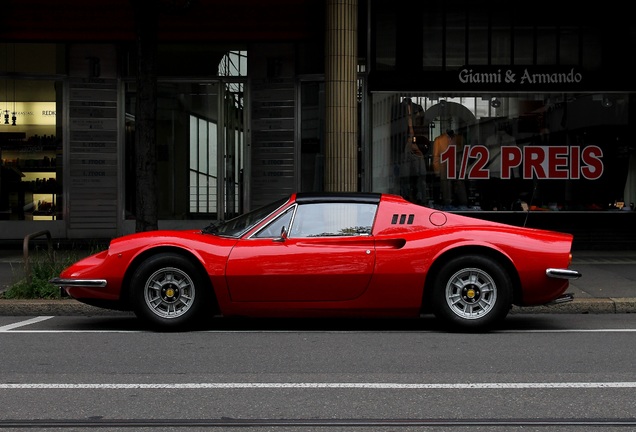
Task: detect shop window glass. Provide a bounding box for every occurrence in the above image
[222,81,245,219]
[190,115,218,214]
[124,44,246,222]
[300,81,325,192]
[218,51,247,77]
[445,14,466,68]
[537,27,557,65]
[1,44,63,222]
[559,29,579,65]
[581,33,602,70]
[372,3,398,71]
[1,44,59,75]
[467,14,488,66]
[370,92,636,214]
[491,18,511,66]
[422,18,443,70]
[372,2,603,71]
[513,28,534,65]
[0,78,62,221]
[125,81,222,221]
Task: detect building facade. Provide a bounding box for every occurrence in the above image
[1,0,634,249]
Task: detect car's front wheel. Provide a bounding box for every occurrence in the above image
[432,254,512,332]
[130,253,208,330]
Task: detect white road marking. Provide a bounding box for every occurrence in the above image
[0,316,635,334]
[502,329,636,333]
[1,382,636,389]
[0,316,53,331]
[2,328,636,333]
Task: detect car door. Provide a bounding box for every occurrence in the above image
[225,202,377,302]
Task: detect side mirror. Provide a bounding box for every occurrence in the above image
[273,226,288,242]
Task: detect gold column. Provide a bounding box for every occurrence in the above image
[325,0,358,192]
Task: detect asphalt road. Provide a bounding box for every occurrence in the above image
[1,313,636,431]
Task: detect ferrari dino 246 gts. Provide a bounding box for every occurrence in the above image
[50,192,581,331]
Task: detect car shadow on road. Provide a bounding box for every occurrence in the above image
[42,313,573,334]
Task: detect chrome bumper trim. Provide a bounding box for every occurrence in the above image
[546,293,575,305]
[546,268,582,279]
[49,277,107,288]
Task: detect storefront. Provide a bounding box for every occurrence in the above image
[0,44,64,239]
[1,1,635,250]
[366,0,636,249]
[0,43,264,240]
[0,0,326,243]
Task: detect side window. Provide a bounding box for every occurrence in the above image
[253,207,294,238]
[289,203,376,237]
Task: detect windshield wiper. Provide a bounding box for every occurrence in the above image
[202,222,220,234]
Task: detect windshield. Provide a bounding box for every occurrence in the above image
[202,197,289,238]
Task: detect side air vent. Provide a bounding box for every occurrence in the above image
[391,214,415,225]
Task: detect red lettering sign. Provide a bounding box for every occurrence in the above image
[442,145,604,180]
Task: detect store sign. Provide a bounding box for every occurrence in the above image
[457,66,583,88]
[3,102,56,125]
[67,78,118,234]
[440,145,603,180]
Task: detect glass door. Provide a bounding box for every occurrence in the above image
[126,80,246,222]
[221,81,245,219]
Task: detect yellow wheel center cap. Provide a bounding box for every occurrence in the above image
[165,287,175,298]
[466,288,476,299]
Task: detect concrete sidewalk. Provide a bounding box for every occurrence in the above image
[0,249,635,316]
[522,250,636,315]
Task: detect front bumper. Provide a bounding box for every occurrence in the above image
[49,277,108,288]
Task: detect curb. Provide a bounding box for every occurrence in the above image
[0,299,133,316]
[510,298,636,314]
[0,298,635,316]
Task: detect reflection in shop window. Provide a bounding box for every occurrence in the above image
[372,93,636,213]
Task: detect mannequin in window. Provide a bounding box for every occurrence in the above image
[433,128,467,209]
[396,98,428,204]
[481,122,518,210]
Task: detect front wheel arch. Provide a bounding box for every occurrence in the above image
[121,248,218,326]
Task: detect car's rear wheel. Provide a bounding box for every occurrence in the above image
[432,254,512,332]
[130,253,207,330]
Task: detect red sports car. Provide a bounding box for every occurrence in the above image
[50,192,581,331]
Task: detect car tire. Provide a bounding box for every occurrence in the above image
[130,252,208,330]
[432,254,512,332]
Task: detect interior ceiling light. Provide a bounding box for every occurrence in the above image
[601,97,613,108]
[490,97,501,108]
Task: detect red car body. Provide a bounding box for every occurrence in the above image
[51,192,580,331]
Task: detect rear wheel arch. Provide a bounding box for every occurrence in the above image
[425,248,521,331]
[422,246,521,313]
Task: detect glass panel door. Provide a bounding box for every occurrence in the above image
[126,80,246,222]
[222,81,245,219]
[299,81,325,192]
